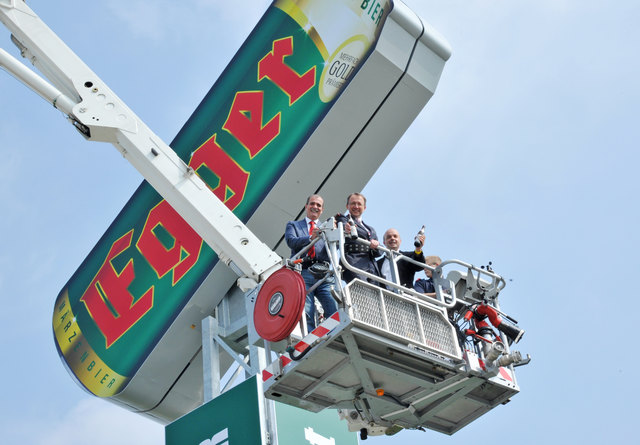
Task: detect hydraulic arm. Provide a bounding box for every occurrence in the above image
[0,0,281,287]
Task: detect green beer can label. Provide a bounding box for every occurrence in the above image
[52,0,391,397]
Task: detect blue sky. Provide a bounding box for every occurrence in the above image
[1,0,638,444]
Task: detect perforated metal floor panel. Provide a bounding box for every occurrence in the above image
[347,280,461,360]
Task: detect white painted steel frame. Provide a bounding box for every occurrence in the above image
[0,0,282,284]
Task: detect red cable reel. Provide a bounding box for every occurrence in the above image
[253,268,306,342]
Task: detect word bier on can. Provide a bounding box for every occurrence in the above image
[294,0,391,101]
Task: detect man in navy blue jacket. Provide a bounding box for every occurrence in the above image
[335,193,381,283]
[285,194,337,331]
[414,255,443,297]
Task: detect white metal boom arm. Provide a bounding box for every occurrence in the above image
[0,0,281,284]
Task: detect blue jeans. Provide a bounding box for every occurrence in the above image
[301,268,337,331]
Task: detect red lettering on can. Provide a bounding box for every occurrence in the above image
[222,91,281,159]
[189,134,250,211]
[258,36,316,105]
[136,200,203,285]
[81,231,154,348]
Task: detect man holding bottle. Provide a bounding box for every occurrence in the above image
[377,228,426,288]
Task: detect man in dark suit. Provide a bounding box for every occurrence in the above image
[285,194,337,331]
[414,255,442,297]
[377,228,425,288]
[335,193,381,283]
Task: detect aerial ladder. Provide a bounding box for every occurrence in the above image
[1,0,530,440]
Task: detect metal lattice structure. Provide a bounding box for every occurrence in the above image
[347,280,461,360]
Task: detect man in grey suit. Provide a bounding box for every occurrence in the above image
[285,194,337,331]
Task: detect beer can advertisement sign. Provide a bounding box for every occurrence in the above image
[52,0,391,397]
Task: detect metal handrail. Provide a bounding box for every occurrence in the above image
[439,259,506,299]
[335,223,456,309]
[292,222,509,311]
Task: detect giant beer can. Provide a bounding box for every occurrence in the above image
[53,0,392,400]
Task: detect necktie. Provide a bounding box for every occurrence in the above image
[356,219,370,238]
[309,220,316,258]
